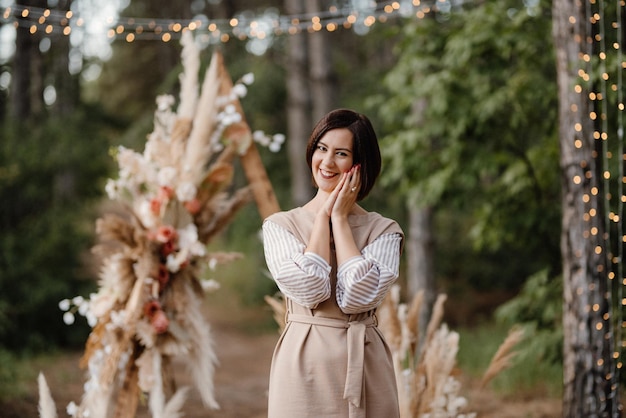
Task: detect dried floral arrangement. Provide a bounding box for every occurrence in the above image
[265,285,524,418]
[41,31,282,418]
[377,285,525,418]
[377,287,477,418]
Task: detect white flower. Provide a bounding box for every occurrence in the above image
[58,299,71,311]
[137,200,157,228]
[273,133,285,144]
[241,72,254,85]
[448,395,468,413]
[191,242,206,256]
[105,179,119,199]
[232,83,247,98]
[72,296,84,305]
[117,146,157,187]
[178,223,196,244]
[225,104,237,115]
[253,130,270,146]
[200,279,221,292]
[178,224,206,257]
[269,142,281,153]
[156,94,175,111]
[116,147,141,177]
[86,312,97,328]
[77,301,89,316]
[66,401,78,416]
[208,258,218,271]
[231,112,242,123]
[166,252,185,273]
[63,312,75,325]
[157,166,178,187]
[110,310,127,328]
[176,182,197,202]
[434,395,448,409]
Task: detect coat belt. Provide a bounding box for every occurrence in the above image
[286,313,376,418]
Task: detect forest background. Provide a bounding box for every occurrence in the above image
[1,0,567,413]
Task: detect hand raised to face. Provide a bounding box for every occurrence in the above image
[323,164,360,220]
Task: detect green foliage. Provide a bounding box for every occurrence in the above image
[374,0,557,206]
[0,348,22,400]
[370,0,561,294]
[0,110,111,352]
[495,269,563,374]
[457,322,562,397]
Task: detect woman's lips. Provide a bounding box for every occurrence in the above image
[320,169,337,179]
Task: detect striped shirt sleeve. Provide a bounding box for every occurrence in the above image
[262,220,332,308]
[336,232,403,314]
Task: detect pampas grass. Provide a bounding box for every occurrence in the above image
[378,287,475,418]
[178,280,220,409]
[177,33,199,121]
[480,326,525,388]
[264,293,286,333]
[181,49,221,186]
[163,387,191,418]
[374,285,526,418]
[38,373,58,418]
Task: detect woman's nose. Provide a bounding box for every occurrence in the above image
[323,153,335,167]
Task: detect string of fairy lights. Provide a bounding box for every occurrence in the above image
[1,0,431,44]
[578,0,626,405]
[612,0,625,396]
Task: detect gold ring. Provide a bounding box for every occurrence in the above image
[351,187,357,192]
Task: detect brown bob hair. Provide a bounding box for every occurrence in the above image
[306,109,381,201]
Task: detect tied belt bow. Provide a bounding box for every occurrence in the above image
[286,313,376,417]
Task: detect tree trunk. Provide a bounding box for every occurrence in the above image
[552,0,618,416]
[405,204,436,339]
[49,0,79,117]
[285,0,314,207]
[11,15,32,120]
[11,0,46,121]
[404,98,436,332]
[305,0,337,122]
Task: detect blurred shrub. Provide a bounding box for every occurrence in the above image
[0,110,112,352]
[495,269,563,371]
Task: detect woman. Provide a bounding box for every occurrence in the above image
[262,109,404,418]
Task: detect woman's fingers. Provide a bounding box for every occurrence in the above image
[346,164,360,195]
[324,172,347,216]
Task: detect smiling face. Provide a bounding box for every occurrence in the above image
[306,109,381,201]
[311,128,354,193]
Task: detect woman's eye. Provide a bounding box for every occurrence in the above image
[317,145,327,152]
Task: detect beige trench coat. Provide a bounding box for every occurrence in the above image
[266,208,403,418]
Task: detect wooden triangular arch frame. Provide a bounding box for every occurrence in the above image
[213,50,281,219]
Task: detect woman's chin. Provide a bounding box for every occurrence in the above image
[316,184,336,194]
